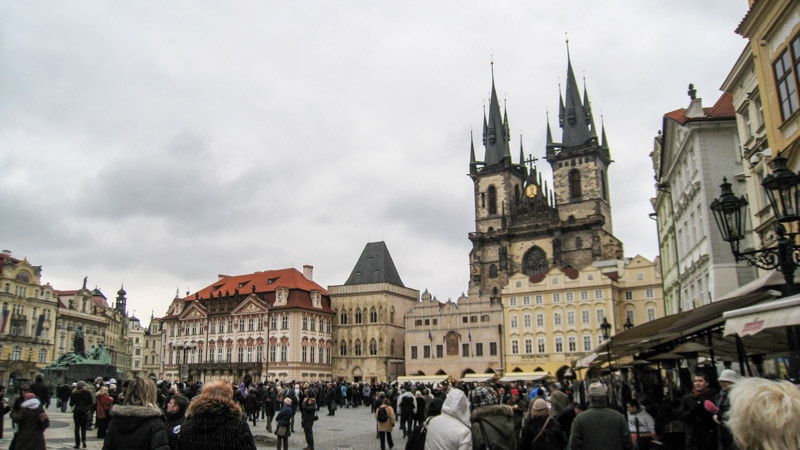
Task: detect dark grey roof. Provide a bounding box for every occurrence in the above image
[344,241,405,287]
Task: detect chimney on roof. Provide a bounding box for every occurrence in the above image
[303,265,314,281]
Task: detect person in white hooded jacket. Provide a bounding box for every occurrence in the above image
[424,388,472,450]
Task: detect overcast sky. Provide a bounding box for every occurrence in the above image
[1,1,749,324]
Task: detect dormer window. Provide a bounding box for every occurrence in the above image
[275,288,288,306]
[311,291,322,308]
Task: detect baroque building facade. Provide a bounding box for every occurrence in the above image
[468,55,623,301]
[161,266,334,383]
[501,256,664,377]
[0,250,57,392]
[142,315,163,379]
[329,242,418,383]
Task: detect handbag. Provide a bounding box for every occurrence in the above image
[276,425,288,437]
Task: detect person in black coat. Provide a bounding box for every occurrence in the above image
[70,381,94,448]
[519,399,564,450]
[244,388,259,426]
[300,390,318,450]
[678,373,718,450]
[102,378,169,450]
[164,395,188,450]
[275,397,294,450]
[175,380,255,450]
[30,374,50,409]
[0,384,10,439]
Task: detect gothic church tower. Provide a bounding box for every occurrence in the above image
[469,53,623,299]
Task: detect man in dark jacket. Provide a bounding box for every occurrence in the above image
[165,394,189,450]
[470,385,517,450]
[679,373,718,450]
[30,374,50,408]
[569,382,633,450]
[300,390,318,450]
[396,389,416,438]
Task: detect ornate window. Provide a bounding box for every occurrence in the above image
[489,264,498,278]
[369,339,377,355]
[340,341,347,356]
[355,309,362,324]
[523,246,548,276]
[340,310,347,325]
[370,307,377,323]
[354,340,362,356]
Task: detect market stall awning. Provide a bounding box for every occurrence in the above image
[499,371,548,382]
[460,373,496,382]
[724,294,800,336]
[397,375,449,384]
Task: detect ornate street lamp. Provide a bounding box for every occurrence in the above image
[600,317,613,369]
[711,156,800,291]
[624,317,634,331]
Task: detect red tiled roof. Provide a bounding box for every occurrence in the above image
[559,267,580,280]
[188,268,328,300]
[664,92,735,125]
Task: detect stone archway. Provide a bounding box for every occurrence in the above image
[352,367,363,383]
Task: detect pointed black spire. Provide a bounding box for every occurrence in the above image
[483,59,512,166]
[470,130,478,173]
[561,43,593,147]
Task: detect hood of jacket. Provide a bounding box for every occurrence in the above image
[109,404,164,434]
[470,404,513,422]
[186,398,243,433]
[442,389,471,427]
[21,397,41,409]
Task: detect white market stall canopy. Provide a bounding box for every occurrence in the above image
[499,371,549,382]
[460,373,497,382]
[724,294,800,336]
[397,375,449,384]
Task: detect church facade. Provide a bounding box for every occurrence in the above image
[468,55,623,301]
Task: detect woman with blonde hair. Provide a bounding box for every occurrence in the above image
[103,377,169,450]
[175,380,256,450]
[727,377,800,450]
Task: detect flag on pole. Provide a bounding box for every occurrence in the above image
[0,309,9,334]
[428,330,432,340]
[35,314,45,337]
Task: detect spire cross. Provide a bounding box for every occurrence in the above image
[525,154,538,169]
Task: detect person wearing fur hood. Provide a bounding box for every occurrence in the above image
[102,378,169,450]
[10,392,49,450]
[424,388,472,450]
[469,386,517,450]
[175,380,256,450]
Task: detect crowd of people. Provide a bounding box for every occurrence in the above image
[0,370,798,449]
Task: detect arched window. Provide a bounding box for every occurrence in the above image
[340,310,347,325]
[38,348,47,363]
[370,307,378,323]
[489,264,498,278]
[523,246,549,276]
[369,339,377,355]
[390,339,395,355]
[355,340,362,356]
[355,309,362,324]
[600,170,608,200]
[390,308,395,324]
[340,341,347,356]
[569,169,582,198]
[488,186,498,214]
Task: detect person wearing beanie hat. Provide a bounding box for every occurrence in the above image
[519,398,563,450]
[470,386,516,450]
[705,370,740,450]
[569,381,632,450]
[274,391,294,450]
[11,388,49,450]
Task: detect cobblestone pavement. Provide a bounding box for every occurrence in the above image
[18,403,395,450]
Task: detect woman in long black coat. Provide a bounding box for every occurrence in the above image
[175,380,255,450]
[518,399,563,450]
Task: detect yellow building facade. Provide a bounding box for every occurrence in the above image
[501,256,664,378]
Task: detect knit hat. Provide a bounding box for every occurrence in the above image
[76,381,87,389]
[587,382,608,398]
[470,386,499,408]
[23,393,35,400]
[511,389,520,396]
[718,369,741,383]
[283,397,293,405]
[532,398,549,411]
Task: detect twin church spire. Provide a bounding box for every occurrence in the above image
[473,45,609,170]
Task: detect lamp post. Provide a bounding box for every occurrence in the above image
[600,317,613,369]
[711,155,800,378]
[710,156,800,293]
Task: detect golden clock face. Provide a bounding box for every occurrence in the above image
[525,184,538,198]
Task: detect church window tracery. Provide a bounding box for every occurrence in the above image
[523,246,548,276]
[569,169,582,198]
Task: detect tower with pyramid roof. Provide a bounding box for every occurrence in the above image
[328,241,419,382]
[469,52,623,300]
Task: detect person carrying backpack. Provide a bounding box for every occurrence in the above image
[376,398,396,450]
